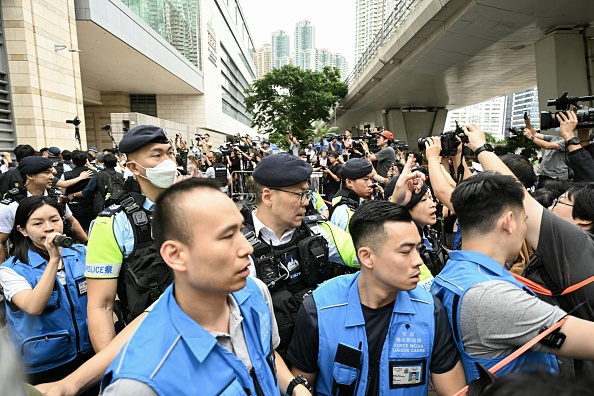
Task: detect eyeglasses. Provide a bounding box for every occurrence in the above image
[269,188,313,204]
[551,197,573,209]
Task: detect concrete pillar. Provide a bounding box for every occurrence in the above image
[384,108,448,146]
[535,31,589,112]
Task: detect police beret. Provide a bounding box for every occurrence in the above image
[384,177,428,209]
[342,158,373,180]
[252,154,312,187]
[88,146,98,153]
[48,146,61,156]
[17,156,54,174]
[119,125,169,154]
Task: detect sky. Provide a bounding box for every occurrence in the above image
[240,0,357,69]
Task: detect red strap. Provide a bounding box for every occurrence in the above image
[451,316,569,396]
[512,273,594,296]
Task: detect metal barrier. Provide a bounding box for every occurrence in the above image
[230,170,256,202]
[310,171,325,197]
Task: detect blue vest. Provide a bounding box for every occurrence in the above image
[431,250,559,382]
[103,278,279,395]
[2,246,91,374]
[313,273,435,396]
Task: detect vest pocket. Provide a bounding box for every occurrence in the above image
[217,377,249,395]
[21,330,71,368]
[333,362,358,385]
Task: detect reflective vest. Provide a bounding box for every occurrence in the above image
[103,278,279,395]
[313,273,434,396]
[431,250,559,382]
[329,187,360,232]
[2,247,92,373]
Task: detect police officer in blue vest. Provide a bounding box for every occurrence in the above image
[101,179,312,396]
[431,123,594,383]
[287,200,466,396]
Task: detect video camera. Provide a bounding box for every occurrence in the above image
[540,92,594,130]
[195,134,203,141]
[66,116,81,126]
[392,140,409,151]
[418,121,467,157]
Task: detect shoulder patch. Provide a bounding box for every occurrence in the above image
[304,214,326,224]
[98,203,124,217]
[0,198,13,205]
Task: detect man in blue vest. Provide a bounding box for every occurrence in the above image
[287,200,466,396]
[431,120,594,383]
[101,179,311,396]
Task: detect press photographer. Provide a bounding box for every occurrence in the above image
[361,129,397,177]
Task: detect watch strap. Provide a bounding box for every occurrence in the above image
[566,137,581,146]
[286,375,311,396]
[474,144,493,157]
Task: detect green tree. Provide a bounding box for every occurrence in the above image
[245,65,347,148]
[493,127,539,158]
[305,120,338,146]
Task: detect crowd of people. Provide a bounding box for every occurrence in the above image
[0,111,593,396]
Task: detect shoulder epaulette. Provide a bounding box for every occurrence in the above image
[0,198,14,205]
[98,203,124,217]
[303,214,326,224]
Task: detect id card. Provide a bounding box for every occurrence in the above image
[389,359,426,388]
[76,278,88,296]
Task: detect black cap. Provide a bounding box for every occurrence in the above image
[252,154,312,187]
[384,177,428,209]
[48,147,60,156]
[119,125,169,154]
[342,158,373,180]
[17,156,54,174]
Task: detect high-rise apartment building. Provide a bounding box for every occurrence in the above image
[355,0,402,63]
[505,86,540,132]
[254,44,271,78]
[331,53,349,79]
[445,96,508,140]
[294,20,316,71]
[315,49,349,79]
[271,30,291,69]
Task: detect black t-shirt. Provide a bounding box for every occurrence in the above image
[361,301,393,396]
[286,293,459,396]
[325,163,342,195]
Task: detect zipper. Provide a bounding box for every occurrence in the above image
[21,333,70,355]
[62,271,81,353]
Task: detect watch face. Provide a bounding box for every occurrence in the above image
[485,144,494,151]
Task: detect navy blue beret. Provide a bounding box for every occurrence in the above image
[48,146,61,156]
[17,156,54,174]
[119,125,169,154]
[252,154,312,187]
[342,158,373,180]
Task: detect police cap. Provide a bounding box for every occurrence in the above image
[17,156,54,175]
[119,125,169,154]
[48,147,61,156]
[252,154,312,187]
[342,158,373,180]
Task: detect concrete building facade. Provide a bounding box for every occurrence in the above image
[254,43,271,78]
[0,0,257,153]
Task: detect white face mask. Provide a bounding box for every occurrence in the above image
[135,159,177,189]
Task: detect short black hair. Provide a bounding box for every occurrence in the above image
[61,150,72,161]
[531,188,557,208]
[500,154,537,189]
[567,183,594,234]
[72,150,88,167]
[103,154,117,168]
[39,147,49,155]
[153,178,221,248]
[451,172,524,236]
[14,145,35,163]
[213,151,223,162]
[349,200,412,254]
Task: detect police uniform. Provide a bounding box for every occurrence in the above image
[84,125,173,323]
[0,246,92,378]
[287,272,460,396]
[330,158,373,232]
[0,157,74,235]
[102,277,281,396]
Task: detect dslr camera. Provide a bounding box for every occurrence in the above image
[393,140,409,151]
[540,92,594,130]
[418,121,467,157]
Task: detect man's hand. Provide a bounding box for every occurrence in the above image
[424,137,442,161]
[523,128,533,139]
[390,155,426,206]
[463,123,487,152]
[36,380,79,396]
[557,110,578,141]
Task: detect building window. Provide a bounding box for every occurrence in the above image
[220,44,252,127]
[130,94,157,117]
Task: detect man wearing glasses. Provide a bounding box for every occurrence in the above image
[246,154,359,357]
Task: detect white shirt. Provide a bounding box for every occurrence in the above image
[0,190,73,234]
[251,211,296,246]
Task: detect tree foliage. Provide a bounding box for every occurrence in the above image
[245,65,348,148]
[305,120,338,146]
[493,127,539,158]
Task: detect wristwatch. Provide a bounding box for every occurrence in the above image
[286,375,312,396]
[529,136,535,141]
[565,136,581,146]
[473,143,494,157]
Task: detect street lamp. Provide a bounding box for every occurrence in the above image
[334,105,344,127]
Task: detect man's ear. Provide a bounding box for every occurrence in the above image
[500,210,514,235]
[576,218,593,231]
[261,187,274,207]
[357,246,374,270]
[160,241,187,273]
[126,161,141,176]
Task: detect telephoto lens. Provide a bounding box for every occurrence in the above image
[53,235,74,248]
